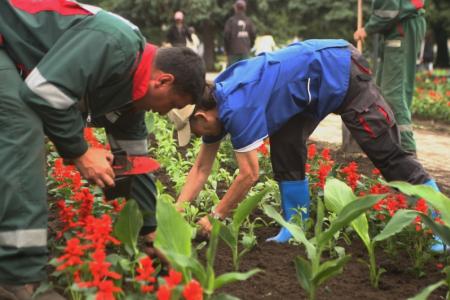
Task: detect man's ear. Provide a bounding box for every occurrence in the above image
[154,73,175,87]
[193,111,208,122]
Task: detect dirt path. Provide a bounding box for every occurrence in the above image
[310,114,450,192]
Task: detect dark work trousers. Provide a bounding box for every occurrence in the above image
[270,47,430,185]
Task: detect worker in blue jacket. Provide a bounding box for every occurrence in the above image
[173,39,440,243]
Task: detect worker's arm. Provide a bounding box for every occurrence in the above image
[196,149,259,233]
[176,142,221,208]
[20,29,138,186]
[364,0,401,34]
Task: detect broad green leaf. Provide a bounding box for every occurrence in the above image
[389,181,450,226]
[113,200,143,256]
[232,188,269,233]
[218,223,237,251]
[407,280,446,300]
[263,205,316,259]
[162,250,206,284]
[205,219,222,292]
[312,255,351,287]
[293,256,312,293]
[373,210,418,242]
[373,209,450,245]
[325,178,371,250]
[318,194,384,248]
[214,269,261,290]
[154,196,193,260]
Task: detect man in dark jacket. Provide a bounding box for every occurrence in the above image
[0,1,205,298]
[166,11,192,47]
[224,0,256,66]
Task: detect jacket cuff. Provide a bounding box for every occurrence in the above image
[57,140,89,160]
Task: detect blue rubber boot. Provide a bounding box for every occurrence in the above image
[424,179,446,252]
[266,179,310,243]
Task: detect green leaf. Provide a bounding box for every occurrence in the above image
[388,181,450,226]
[318,194,384,248]
[293,256,312,293]
[373,210,418,242]
[325,178,371,250]
[232,188,269,233]
[162,250,206,284]
[154,196,193,264]
[312,255,351,287]
[113,200,143,256]
[218,223,237,252]
[214,269,261,290]
[263,205,316,259]
[407,280,446,300]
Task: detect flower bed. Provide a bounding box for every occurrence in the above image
[413,70,450,124]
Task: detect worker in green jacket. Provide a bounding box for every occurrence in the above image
[354,0,426,154]
[0,1,205,299]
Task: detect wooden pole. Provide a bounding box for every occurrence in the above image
[342,0,363,154]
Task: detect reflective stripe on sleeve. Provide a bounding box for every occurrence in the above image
[107,136,148,155]
[374,9,399,18]
[25,68,75,109]
[0,229,47,248]
[398,124,413,132]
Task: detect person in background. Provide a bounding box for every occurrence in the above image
[166,11,192,47]
[224,0,256,66]
[420,31,434,72]
[171,40,440,246]
[354,0,426,155]
[0,1,205,298]
[186,26,204,58]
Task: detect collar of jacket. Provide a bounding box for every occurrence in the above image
[132,43,157,101]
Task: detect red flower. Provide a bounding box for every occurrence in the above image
[436,263,444,270]
[307,144,316,159]
[157,285,171,300]
[371,168,381,176]
[95,280,122,300]
[57,238,87,271]
[136,257,156,283]
[321,148,331,161]
[164,269,182,287]
[183,280,203,300]
[340,161,360,190]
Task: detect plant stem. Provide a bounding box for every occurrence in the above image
[368,243,379,288]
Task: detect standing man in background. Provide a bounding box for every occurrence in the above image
[224,0,256,67]
[354,0,426,155]
[166,11,192,47]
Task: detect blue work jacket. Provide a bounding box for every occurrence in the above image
[209,39,351,151]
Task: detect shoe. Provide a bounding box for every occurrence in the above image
[266,179,310,243]
[0,283,65,300]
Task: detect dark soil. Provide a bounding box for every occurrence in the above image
[153,138,449,300]
[214,226,447,300]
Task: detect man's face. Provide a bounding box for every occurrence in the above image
[133,73,193,115]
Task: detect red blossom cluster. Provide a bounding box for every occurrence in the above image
[257,138,270,157]
[51,128,203,299]
[340,161,361,190]
[307,144,334,189]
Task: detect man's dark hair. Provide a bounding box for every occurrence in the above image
[154,47,205,103]
[195,81,217,111]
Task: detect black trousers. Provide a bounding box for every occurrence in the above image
[270,46,430,185]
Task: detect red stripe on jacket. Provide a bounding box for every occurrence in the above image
[132,43,157,101]
[10,0,92,15]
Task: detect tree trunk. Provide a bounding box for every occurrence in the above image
[200,21,216,72]
[433,24,450,68]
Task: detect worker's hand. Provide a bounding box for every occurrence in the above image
[73,147,115,188]
[353,28,367,42]
[197,216,212,237]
